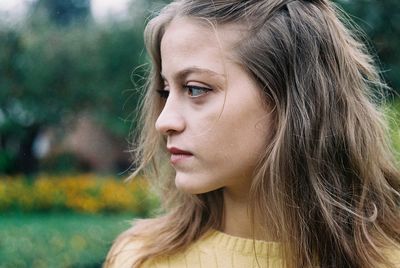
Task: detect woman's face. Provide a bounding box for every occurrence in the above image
[156,17,273,196]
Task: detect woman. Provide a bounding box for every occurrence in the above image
[105,0,400,267]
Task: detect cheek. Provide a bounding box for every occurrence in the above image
[186,90,271,172]
[216,104,271,163]
[205,109,269,167]
[185,98,225,139]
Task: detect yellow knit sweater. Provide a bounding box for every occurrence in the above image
[107,230,283,268]
[106,229,400,268]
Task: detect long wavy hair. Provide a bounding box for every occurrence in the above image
[106,0,400,267]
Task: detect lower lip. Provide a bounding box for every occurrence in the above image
[170,154,193,164]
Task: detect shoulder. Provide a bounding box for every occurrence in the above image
[103,228,142,268]
[103,220,152,268]
[104,228,216,268]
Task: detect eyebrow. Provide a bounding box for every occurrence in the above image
[160,66,226,82]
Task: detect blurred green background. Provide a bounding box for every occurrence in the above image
[0,0,399,267]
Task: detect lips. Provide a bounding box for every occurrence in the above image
[167,147,193,164]
[168,147,192,155]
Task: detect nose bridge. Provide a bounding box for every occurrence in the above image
[155,93,185,134]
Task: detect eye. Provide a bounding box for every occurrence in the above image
[156,89,169,99]
[184,85,212,98]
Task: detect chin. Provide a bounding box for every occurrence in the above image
[174,175,219,195]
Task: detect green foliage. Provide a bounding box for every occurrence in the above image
[334,0,400,92]
[35,0,91,26]
[2,22,145,133]
[0,213,132,267]
[0,6,148,174]
[39,152,87,173]
[385,100,400,161]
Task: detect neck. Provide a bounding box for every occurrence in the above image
[221,187,273,241]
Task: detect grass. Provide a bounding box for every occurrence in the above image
[0,212,134,268]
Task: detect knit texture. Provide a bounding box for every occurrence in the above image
[107,229,400,267]
[108,230,284,268]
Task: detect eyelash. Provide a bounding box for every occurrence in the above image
[157,85,212,99]
[185,85,212,97]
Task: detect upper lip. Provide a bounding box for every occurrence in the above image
[167,147,193,155]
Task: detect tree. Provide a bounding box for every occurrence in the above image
[0,3,148,174]
[334,0,400,93]
[33,0,91,26]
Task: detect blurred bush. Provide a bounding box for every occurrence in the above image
[335,0,400,94]
[0,174,159,215]
[38,152,89,173]
[386,100,400,161]
[0,0,150,175]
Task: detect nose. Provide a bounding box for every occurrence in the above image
[155,96,185,135]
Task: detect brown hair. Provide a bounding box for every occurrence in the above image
[105,0,400,267]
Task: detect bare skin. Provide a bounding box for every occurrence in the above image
[156,17,273,241]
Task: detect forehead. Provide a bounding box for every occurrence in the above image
[160,17,243,77]
[161,16,242,48]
